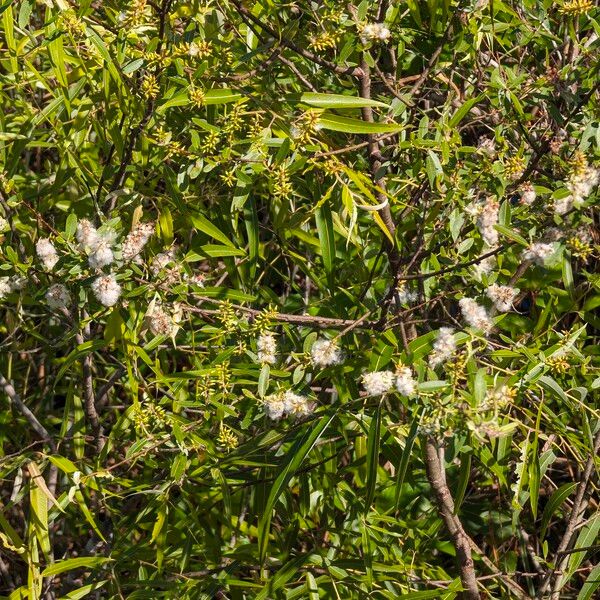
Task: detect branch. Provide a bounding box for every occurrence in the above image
[409,18,455,98]
[424,437,480,599]
[75,313,105,451]
[541,428,600,597]
[185,301,378,329]
[358,57,400,271]
[230,0,362,78]
[0,372,56,452]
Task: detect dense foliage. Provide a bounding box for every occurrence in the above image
[1,1,599,598]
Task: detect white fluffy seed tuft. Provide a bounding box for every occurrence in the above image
[476,197,500,247]
[459,297,493,333]
[264,390,312,420]
[91,274,121,307]
[121,222,155,262]
[36,238,59,270]
[429,327,456,368]
[395,365,417,396]
[76,219,100,250]
[45,284,71,310]
[486,284,519,312]
[521,242,555,265]
[257,331,277,365]
[362,371,395,396]
[311,338,342,367]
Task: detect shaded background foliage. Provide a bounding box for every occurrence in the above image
[0,0,599,598]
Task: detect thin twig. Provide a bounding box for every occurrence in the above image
[230,0,363,78]
[0,372,56,451]
[542,428,600,597]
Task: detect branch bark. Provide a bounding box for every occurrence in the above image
[230,0,363,78]
[424,437,480,599]
[541,428,600,597]
[358,57,400,273]
[0,372,56,452]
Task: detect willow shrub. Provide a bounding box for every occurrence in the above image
[1,1,599,599]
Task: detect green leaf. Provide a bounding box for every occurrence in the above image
[64,213,77,239]
[30,481,50,560]
[200,244,246,258]
[562,251,575,298]
[55,340,106,384]
[454,450,472,513]
[564,514,600,584]
[122,58,144,74]
[18,0,32,29]
[190,213,235,247]
[42,557,111,578]
[73,490,106,542]
[58,581,108,599]
[540,482,577,540]
[394,415,420,509]
[258,364,270,398]
[317,114,403,134]
[449,95,484,128]
[255,554,310,600]
[365,403,382,511]
[159,89,243,111]
[2,5,18,73]
[258,414,334,563]
[315,202,335,289]
[577,562,600,600]
[294,92,389,109]
[537,375,569,403]
[494,224,529,246]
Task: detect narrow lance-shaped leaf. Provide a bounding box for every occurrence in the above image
[258,413,334,563]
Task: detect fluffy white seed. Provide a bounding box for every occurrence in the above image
[45,284,71,310]
[257,331,277,365]
[36,238,59,270]
[486,284,519,312]
[264,393,286,420]
[361,23,391,43]
[150,248,177,277]
[283,391,312,417]
[396,283,418,305]
[395,365,417,396]
[472,255,496,281]
[459,297,493,333]
[0,277,11,299]
[311,339,342,367]
[521,242,554,265]
[76,219,100,250]
[362,371,395,396]
[520,183,536,205]
[88,231,116,269]
[429,327,456,368]
[476,198,499,247]
[121,222,155,262]
[264,390,312,419]
[91,274,121,307]
[146,304,173,336]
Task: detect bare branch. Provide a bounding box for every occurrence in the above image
[0,372,56,452]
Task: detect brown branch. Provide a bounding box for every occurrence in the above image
[424,437,480,599]
[410,18,455,98]
[75,313,105,451]
[97,365,126,408]
[230,0,363,78]
[0,372,56,452]
[185,301,377,329]
[541,428,600,597]
[358,57,400,271]
[102,0,173,213]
